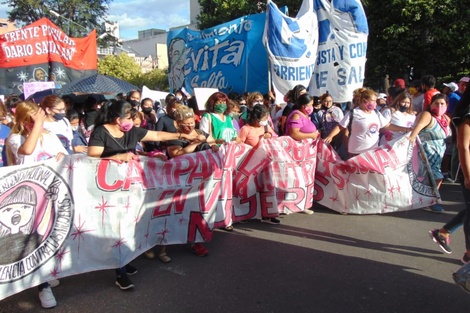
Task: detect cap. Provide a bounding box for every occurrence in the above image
[460,77,470,83]
[393,78,406,89]
[377,93,387,100]
[443,82,458,92]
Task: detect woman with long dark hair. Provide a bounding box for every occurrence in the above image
[88,100,198,290]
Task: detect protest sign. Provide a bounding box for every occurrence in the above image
[0,136,435,300]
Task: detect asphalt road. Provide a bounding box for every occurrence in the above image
[1,181,470,313]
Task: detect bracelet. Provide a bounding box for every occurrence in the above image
[178,132,182,140]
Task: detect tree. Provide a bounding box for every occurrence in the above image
[98,53,142,82]
[3,0,111,37]
[363,0,470,90]
[131,69,170,92]
[197,0,302,29]
[98,53,169,91]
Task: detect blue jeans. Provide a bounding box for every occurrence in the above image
[443,209,465,233]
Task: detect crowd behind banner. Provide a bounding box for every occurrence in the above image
[0,134,436,300]
[2,0,470,306]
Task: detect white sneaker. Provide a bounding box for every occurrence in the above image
[301,209,314,215]
[38,286,57,308]
[48,279,60,288]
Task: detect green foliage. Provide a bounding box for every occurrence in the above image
[98,54,169,91]
[131,68,170,92]
[3,0,111,37]
[98,53,141,81]
[197,0,302,29]
[363,0,470,90]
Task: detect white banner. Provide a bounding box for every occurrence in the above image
[264,0,318,98]
[308,0,369,102]
[315,136,439,214]
[0,137,435,300]
[141,85,168,105]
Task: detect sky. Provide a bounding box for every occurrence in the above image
[0,0,191,40]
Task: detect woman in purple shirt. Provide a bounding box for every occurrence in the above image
[285,93,318,215]
[286,94,320,141]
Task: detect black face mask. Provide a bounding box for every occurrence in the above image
[142,107,152,114]
[398,105,408,113]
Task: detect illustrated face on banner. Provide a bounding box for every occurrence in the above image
[33,67,47,82]
[0,186,36,235]
[0,170,73,281]
[0,202,34,234]
[169,38,187,91]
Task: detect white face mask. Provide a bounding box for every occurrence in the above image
[259,120,268,126]
[71,126,79,132]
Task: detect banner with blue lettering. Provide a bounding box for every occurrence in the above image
[264,0,318,98]
[167,13,268,95]
[309,0,369,102]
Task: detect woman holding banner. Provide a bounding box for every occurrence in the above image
[199,92,237,144]
[166,105,218,251]
[379,92,416,146]
[285,93,320,143]
[324,88,389,159]
[408,93,451,213]
[87,100,198,290]
[5,101,67,308]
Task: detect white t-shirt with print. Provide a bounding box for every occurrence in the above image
[7,132,68,165]
[380,109,416,145]
[43,118,73,152]
[340,107,389,154]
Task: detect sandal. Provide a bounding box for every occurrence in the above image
[224,225,234,231]
[158,253,171,263]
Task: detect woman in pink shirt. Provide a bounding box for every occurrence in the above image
[286,94,320,141]
[237,104,277,148]
[236,103,279,224]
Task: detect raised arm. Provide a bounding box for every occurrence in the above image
[18,109,46,155]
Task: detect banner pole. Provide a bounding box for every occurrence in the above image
[416,136,442,203]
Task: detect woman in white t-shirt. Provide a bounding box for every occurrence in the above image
[324,88,390,158]
[7,101,67,166]
[5,101,67,308]
[380,91,416,146]
[40,95,74,154]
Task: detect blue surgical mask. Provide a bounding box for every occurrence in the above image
[53,113,66,121]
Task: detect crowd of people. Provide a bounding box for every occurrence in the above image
[0,73,469,307]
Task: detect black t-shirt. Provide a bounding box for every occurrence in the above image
[89,125,148,157]
[84,110,98,129]
[156,114,177,132]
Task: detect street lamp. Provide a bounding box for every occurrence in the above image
[49,9,88,33]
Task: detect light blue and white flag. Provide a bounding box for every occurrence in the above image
[264,0,318,98]
[309,0,369,102]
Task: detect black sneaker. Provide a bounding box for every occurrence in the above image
[115,275,134,290]
[125,264,138,276]
[429,229,452,254]
[461,253,470,265]
[261,217,280,225]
